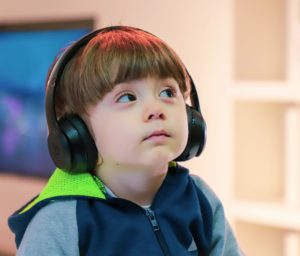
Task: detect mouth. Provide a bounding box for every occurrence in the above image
[143,130,171,141]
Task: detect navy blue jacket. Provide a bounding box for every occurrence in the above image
[9,164,243,255]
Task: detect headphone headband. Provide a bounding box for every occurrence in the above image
[46,29,104,131]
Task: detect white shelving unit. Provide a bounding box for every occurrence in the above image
[229,0,300,255]
[230,82,300,102]
[233,201,300,232]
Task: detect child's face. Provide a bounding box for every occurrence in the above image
[87,77,189,172]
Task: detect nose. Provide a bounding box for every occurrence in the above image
[148,111,165,120]
[143,103,166,122]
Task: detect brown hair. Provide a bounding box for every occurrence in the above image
[54,26,190,117]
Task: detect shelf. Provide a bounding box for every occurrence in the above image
[232,200,300,232]
[230,82,300,103]
[230,0,300,254]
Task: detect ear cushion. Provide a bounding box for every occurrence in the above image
[48,126,72,172]
[175,105,206,161]
[48,114,98,172]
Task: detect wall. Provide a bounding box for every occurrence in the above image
[0,0,232,254]
[0,175,46,254]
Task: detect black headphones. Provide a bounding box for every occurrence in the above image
[45,26,206,173]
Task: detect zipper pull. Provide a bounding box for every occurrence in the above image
[145,208,159,232]
[145,208,171,256]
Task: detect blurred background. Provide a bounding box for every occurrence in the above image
[0,0,299,255]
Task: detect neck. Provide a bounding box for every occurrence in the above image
[96,163,169,206]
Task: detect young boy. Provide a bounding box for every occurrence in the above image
[9,26,243,255]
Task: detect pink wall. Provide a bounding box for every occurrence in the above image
[0,175,46,254]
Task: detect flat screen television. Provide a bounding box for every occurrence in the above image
[0,18,94,177]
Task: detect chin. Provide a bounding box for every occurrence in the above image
[147,151,176,166]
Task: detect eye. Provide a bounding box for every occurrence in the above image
[116,92,136,103]
[160,88,176,98]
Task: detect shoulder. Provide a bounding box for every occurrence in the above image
[171,164,223,213]
[189,174,244,255]
[27,199,78,230]
[17,200,79,256]
[189,174,223,213]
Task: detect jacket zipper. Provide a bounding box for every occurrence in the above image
[145,208,171,256]
[92,175,171,255]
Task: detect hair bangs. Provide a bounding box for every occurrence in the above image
[107,37,189,93]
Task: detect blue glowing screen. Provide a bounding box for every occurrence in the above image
[0,26,91,176]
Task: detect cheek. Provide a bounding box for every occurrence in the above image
[180,112,189,147]
[172,105,189,147]
[92,117,136,155]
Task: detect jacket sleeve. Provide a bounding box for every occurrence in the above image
[191,175,244,256]
[17,200,79,256]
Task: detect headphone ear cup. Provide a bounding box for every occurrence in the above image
[175,105,206,161]
[48,114,98,172]
[48,126,72,172]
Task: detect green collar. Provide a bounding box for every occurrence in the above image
[20,168,106,213]
[20,161,177,214]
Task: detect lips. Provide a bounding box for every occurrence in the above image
[143,130,170,141]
